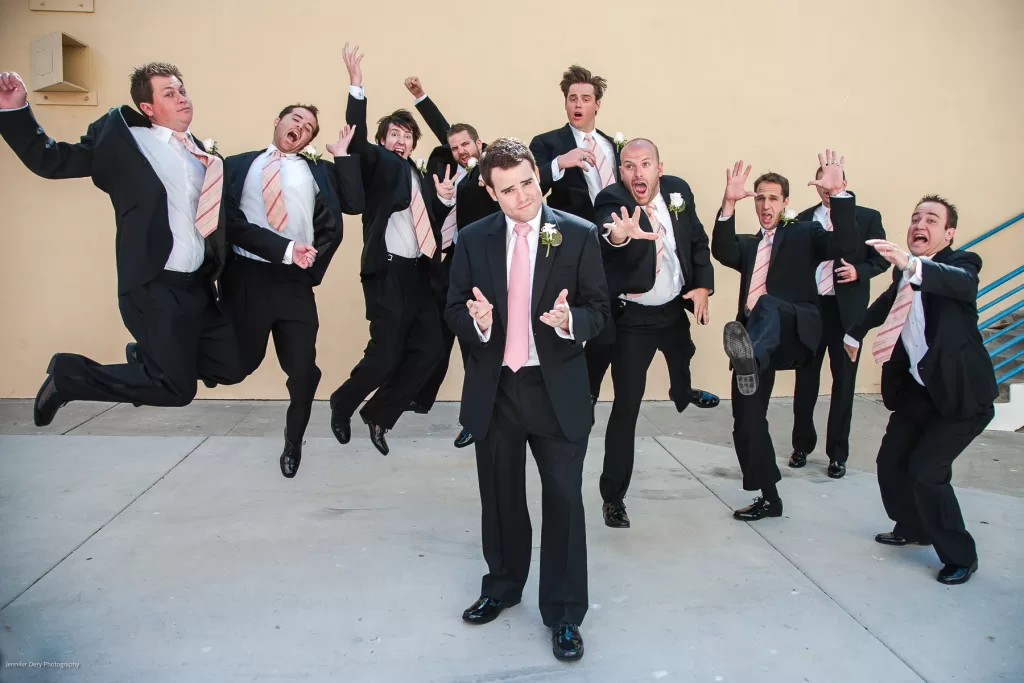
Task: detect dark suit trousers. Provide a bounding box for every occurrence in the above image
[330,255,444,429]
[732,295,812,492]
[876,381,992,567]
[601,298,694,503]
[792,295,860,462]
[476,367,588,627]
[414,255,468,411]
[222,258,321,443]
[50,270,246,407]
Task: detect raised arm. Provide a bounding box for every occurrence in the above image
[406,77,450,145]
[325,124,365,215]
[710,160,754,271]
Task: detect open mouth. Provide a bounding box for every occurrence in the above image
[285,129,300,145]
[572,111,583,120]
[459,153,471,165]
[632,181,648,199]
[761,212,774,223]
[911,233,929,244]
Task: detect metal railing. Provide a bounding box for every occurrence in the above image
[971,213,1024,385]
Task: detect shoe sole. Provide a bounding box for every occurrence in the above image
[454,435,476,449]
[723,322,758,396]
[553,646,584,662]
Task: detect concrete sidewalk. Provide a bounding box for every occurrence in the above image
[0,399,1021,682]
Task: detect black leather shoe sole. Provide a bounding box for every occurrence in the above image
[875,532,932,547]
[34,356,64,428]
[724,321,758,396]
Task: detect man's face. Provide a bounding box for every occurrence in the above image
[619,142,663,206]
[381,124,415,158]
[140,75,192,131]
[907,201,955,256]
[486,160,543,224]
[753,182,789,231]
[447,130,482,168]
[814,169,847,206]
[564,83,600,131]
[273,107,317,154]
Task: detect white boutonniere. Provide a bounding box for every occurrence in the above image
[540,223,562,257]
[201,138,218,156]
[780,208,798,225]
[299,144,322,163]
[415,158,428,176]
[669,192,686,217]
[613,131,626,151]
[465,156,478,170]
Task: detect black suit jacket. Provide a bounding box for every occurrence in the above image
[711,195,861,351]
[530,124,619,225]
[345,94,442,283]
[796,199,889,330]
[847,247,998,420]
[445,205,611,441]
[0,104,229,296]
[223,149,363,286]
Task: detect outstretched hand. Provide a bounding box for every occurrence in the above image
[467,287,493,332]
[540,289,570,331]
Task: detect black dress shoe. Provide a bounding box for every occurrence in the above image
[874,531,932,546]
[689,388,720,409]
[788,451,808,468]
[723,321,758,396]
[827,460,846,479]
[461,596,518,625]
[280,430,301,479]
[331,407,352,445]
[201,379,218,389]
[937,561,978,585]
[602,500,630,528]
[363,416,389,455]
[454,428,475,449]
[124,344,143,408]
[33,363,66,428]
[551,623,584,661]
[408,400,430,415]
[733,496,783,521]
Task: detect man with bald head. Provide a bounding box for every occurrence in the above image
[592,138,716,528]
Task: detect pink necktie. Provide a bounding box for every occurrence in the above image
[504,223,531,372]
[625,204,667,299]
[872,280,915,364]
[745,231,773,313]
[173,132,222,237]
[262,149,289,232]
[584,133,615,189]
[409,173,437,258]
[440,167,466,249]
[817,209,834,295]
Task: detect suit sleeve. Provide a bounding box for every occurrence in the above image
[414,96,451,146]
[224,161,290,263]
[815,194,859,261]
[685,187,714,292]
[847,275,900,342]
[594,190,654,296]
[711,211,743,271]
[0,105,94,179]
[330,154,365,214]
[529,134,556,195]
[566,226,612,343]
[444,236,487,346]
[918,252,982,303]
[346,93,379,182]
[855,211,890,281]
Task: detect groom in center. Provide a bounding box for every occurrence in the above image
[445,138,610,661]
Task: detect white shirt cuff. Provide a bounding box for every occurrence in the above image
[437,193,456,207]
[283,241,295,265]
[903,257,923,285]
[413,94,427,104]
[555,310,575,340]
[843,335,860,349]
[474,319,492,342]
[831,190,852,198]
[349,85,365,100]
[550,158,565,182]
[0,104,29,112]
[602,231,630,247]
[718,213,732,221]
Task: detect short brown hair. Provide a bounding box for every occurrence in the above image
[480,137,537,187]
[917,194,959,231]
[276,103,321,140]
[375,109,421,149]
[447,123,480,143]
[754,172,790,199]
[130,62,183,110]
[560,64,607,101]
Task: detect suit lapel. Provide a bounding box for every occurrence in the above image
[769,224,786,267]
[486,214,509,334]
[661,186,688,272]
[531,205,559,318]
[596,128,620,180]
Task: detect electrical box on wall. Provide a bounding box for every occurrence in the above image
[30,32,96,106]
[29,0,95,12]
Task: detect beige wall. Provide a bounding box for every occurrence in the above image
[1,0,1022,401]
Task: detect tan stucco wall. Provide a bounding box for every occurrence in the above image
[1,0,1022,401]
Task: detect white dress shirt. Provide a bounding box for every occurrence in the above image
[813,203,835,296]
[604,194,685,306]
[549,125,617,204]
[129,124,208,272]
[235,144,317,264]
[845,255,930,386]
[475,209,574,364]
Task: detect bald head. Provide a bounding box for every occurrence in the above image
[619,137,664,206]
[621,137,660,162]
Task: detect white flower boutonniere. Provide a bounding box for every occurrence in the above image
[780,208,798,225]
[415,158,428,176]
[669,192,686,217]
[201,138,219,156]
[613,131,626,151]
[300,144,322,163]
[540,223,562,257]
[465,156,478,170]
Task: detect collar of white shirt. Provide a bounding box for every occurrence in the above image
[267,143,299,159]
[149,124,188,145]
[504,208,543,240]
[569,124,601,146]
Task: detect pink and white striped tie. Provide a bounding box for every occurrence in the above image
[173,132,222,237]
[504,223,531,372]
[625,205,667,299]
[261,149,289,232]
[871,280,915,364]
[409,173,437,258]
[817,209,835,295]
[440,167,466,249]
[745,231,773,312]
[585,133,615,189]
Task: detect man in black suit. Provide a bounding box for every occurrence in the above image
[591,138,717,528]
[529,65,619,226]
[328,45,445,456]
[712,152,860,521]
[0,64,246,426]
[844,196,997,585]
[402,76,500,449]
[222,104,364,478]
[789,167,889,479]
[445,138,609,662]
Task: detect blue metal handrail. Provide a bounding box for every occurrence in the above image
[994,347,1024,371]
[987,330,1024,358]
[979,281,1024,314]
[960,212,1024,251]
[978,299,1024,331]
[978,265,1024,298]
[984,317,1024,348]
[997,363,1024,384]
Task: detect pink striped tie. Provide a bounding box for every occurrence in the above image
[584,133,615,189]
[440,167,465,249]
[817,209,834,295]
[871,280,915,364]
[625,205,667,299]
[409,173,437,258]
[261,150,289,231]
[173,132,222,237]
[745,231,773,312]
[504,223,531,372]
